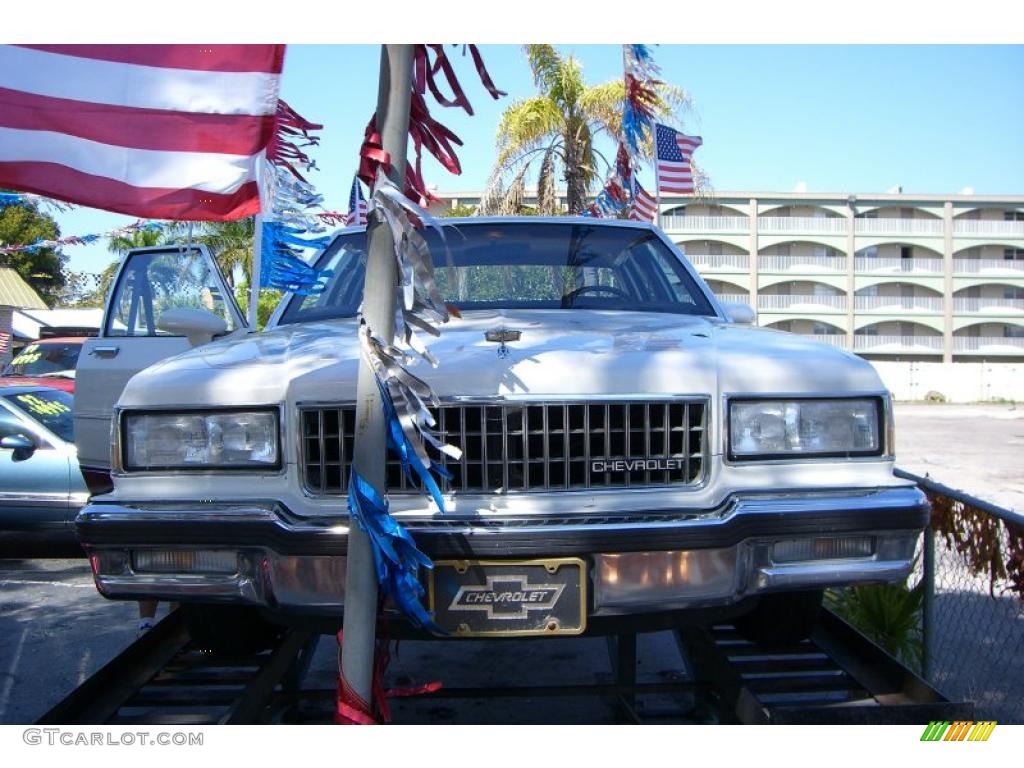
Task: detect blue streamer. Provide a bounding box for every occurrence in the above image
[347,470,443,633]
[377,379,452,513]
[628,44,656,68]
[622,106,648,157]
[260,221,330,294]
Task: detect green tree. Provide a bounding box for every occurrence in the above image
[186,217,255,290]
[234,279,281,330]
[106,226,166,256]
[0,199,67,305]
[441,203,478,218]
[486,45,689,215]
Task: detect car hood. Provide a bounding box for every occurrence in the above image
[119,310,884,408]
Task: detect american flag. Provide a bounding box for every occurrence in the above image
[345,176,368,226]
[0,45,285,220]
[655,123,702,195]
[630,177,658,222]
[0,331,9,355]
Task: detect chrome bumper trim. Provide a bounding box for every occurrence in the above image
[79,487,927,617]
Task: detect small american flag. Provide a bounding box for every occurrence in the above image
[630,177,658,222]
[345,175,368,226]
[655,123,702,195]
[0,331,9,355]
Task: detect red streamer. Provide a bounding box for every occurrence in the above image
[615,143,632,184]
[465,44,507,100]
[624,73,661,122]
[358,46,505,206]
[334,624,442,725]
[267,99,323,182]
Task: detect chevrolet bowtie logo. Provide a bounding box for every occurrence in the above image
[485,329,521,343]
[450,575,565,620]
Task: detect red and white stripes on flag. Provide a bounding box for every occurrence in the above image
[654,122,702,195]
[630,177,658,222]
[0,331,9,355]
[0,44,285,220]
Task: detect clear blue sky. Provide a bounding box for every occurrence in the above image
[44,44,1024,275]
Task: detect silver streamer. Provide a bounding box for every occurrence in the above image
[358,171,463,490]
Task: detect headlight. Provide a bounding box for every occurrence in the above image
[123,410,279,470]
[729,398,882,460]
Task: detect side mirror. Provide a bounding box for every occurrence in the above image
[157,308,228,348]
[1,433,37,458]
[721,301,757,325]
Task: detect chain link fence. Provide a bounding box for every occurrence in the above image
[834,469,1023,722]
[908,469,1024,723]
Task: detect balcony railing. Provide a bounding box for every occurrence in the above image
[952,336,1024,352]
[713,293,750,305]
[854,295,944,311]
[758,255,846,271]
[953,297,1024,313]
[854,257,943,273]
[758,294,847,311]
[953,258,1024,274]
[757,216,847,234]
[797,333,848,348]
[661,215,749,232]
[953,220,1024,237]
[853,335,944,351]
[686,253,750,270]
[854,218,943,236]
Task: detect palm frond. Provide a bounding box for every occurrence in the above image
[536,147,559,216]
[579,80,625,139]
[499,165,529,216]
[476,167,506,216]
[495,97,563,167]
[524,44,563,94]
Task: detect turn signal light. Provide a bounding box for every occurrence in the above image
[132,549,238,574]
[771,536,874,564]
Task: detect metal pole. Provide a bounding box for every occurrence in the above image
[249,213,263,330]
[341,43,413,715]
[655,172,662,229]
[922,523,935,682]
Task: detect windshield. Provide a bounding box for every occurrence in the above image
[2,389,75,443]
[279,221,716,325]
[2,341,81,377]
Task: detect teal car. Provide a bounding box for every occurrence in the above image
[0,386,88,540]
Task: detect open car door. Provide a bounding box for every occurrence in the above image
[75,244,247,489]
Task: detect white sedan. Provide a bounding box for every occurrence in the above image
[74,218,927,650]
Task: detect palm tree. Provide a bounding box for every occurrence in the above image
[487,45,689,215]
[192,217,255,290]
[106,226,167,256]
[160,218,255,289]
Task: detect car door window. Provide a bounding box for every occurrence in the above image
[107,250,238,337]
[0,413,27,440]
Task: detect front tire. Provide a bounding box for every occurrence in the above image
[732,590,823,646]
[182,604,284,655]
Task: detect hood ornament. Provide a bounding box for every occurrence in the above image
[485,327,521,359]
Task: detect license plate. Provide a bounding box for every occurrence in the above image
[429,558,587,637]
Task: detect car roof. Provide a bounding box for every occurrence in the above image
[21,336,87,344]
[330,215,659,235]
[0,384,71,396]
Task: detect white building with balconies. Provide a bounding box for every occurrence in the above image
[662,192,1024,363]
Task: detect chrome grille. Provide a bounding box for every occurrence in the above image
[301,400,706,495]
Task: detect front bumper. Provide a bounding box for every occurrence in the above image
[78,486,928,618]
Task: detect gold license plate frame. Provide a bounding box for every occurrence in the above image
[428,557,587,637]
